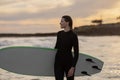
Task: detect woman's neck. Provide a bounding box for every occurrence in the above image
[64,26,71,32]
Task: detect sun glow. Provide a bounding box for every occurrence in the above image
[0,0,120,33]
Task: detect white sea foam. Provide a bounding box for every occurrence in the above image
[0,36,120,80]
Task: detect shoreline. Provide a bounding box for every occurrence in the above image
[0,23,120,37]
[0,33,120,37]
[0,33,57,37]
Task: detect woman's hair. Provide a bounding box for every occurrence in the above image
[62,15,73,29]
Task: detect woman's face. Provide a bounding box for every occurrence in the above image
[60,18,68,28]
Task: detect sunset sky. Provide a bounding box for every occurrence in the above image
[0,0,120,33]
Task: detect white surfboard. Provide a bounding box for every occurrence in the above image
[0,46,104,76]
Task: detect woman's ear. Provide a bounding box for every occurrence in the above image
[66,22,69,26]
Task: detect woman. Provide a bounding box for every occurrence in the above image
[54,15,79,80]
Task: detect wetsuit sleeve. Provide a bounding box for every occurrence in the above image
[72,34,79,67]
[55,32,59,49]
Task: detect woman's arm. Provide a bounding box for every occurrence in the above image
[54,32,59,49]
[68,35,79,77]
[72,34,79,67]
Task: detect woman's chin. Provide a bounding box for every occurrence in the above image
[60,26,65,29]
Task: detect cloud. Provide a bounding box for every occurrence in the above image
[0,0,120,33]
[0,0,119,21]
[64,0,120,18]
[0,0,73,13]
[0,0,18,5]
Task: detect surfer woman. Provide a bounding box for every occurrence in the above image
[54,15,79,80]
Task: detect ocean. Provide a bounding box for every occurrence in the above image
[0,36,120,80]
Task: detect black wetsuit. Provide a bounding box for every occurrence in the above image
[54,30,79,80]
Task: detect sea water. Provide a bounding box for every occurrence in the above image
[0,36,120,80]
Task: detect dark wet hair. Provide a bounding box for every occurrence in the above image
[62,15,73,29]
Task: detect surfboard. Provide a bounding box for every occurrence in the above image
[0,46,104,76]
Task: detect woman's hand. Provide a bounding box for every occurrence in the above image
[67,67,75,77]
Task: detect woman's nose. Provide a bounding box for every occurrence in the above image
[60,22,62,25]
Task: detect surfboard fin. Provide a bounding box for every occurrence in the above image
[81,71,91,76]
[92,66,101,70]
[86,58,95,63]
